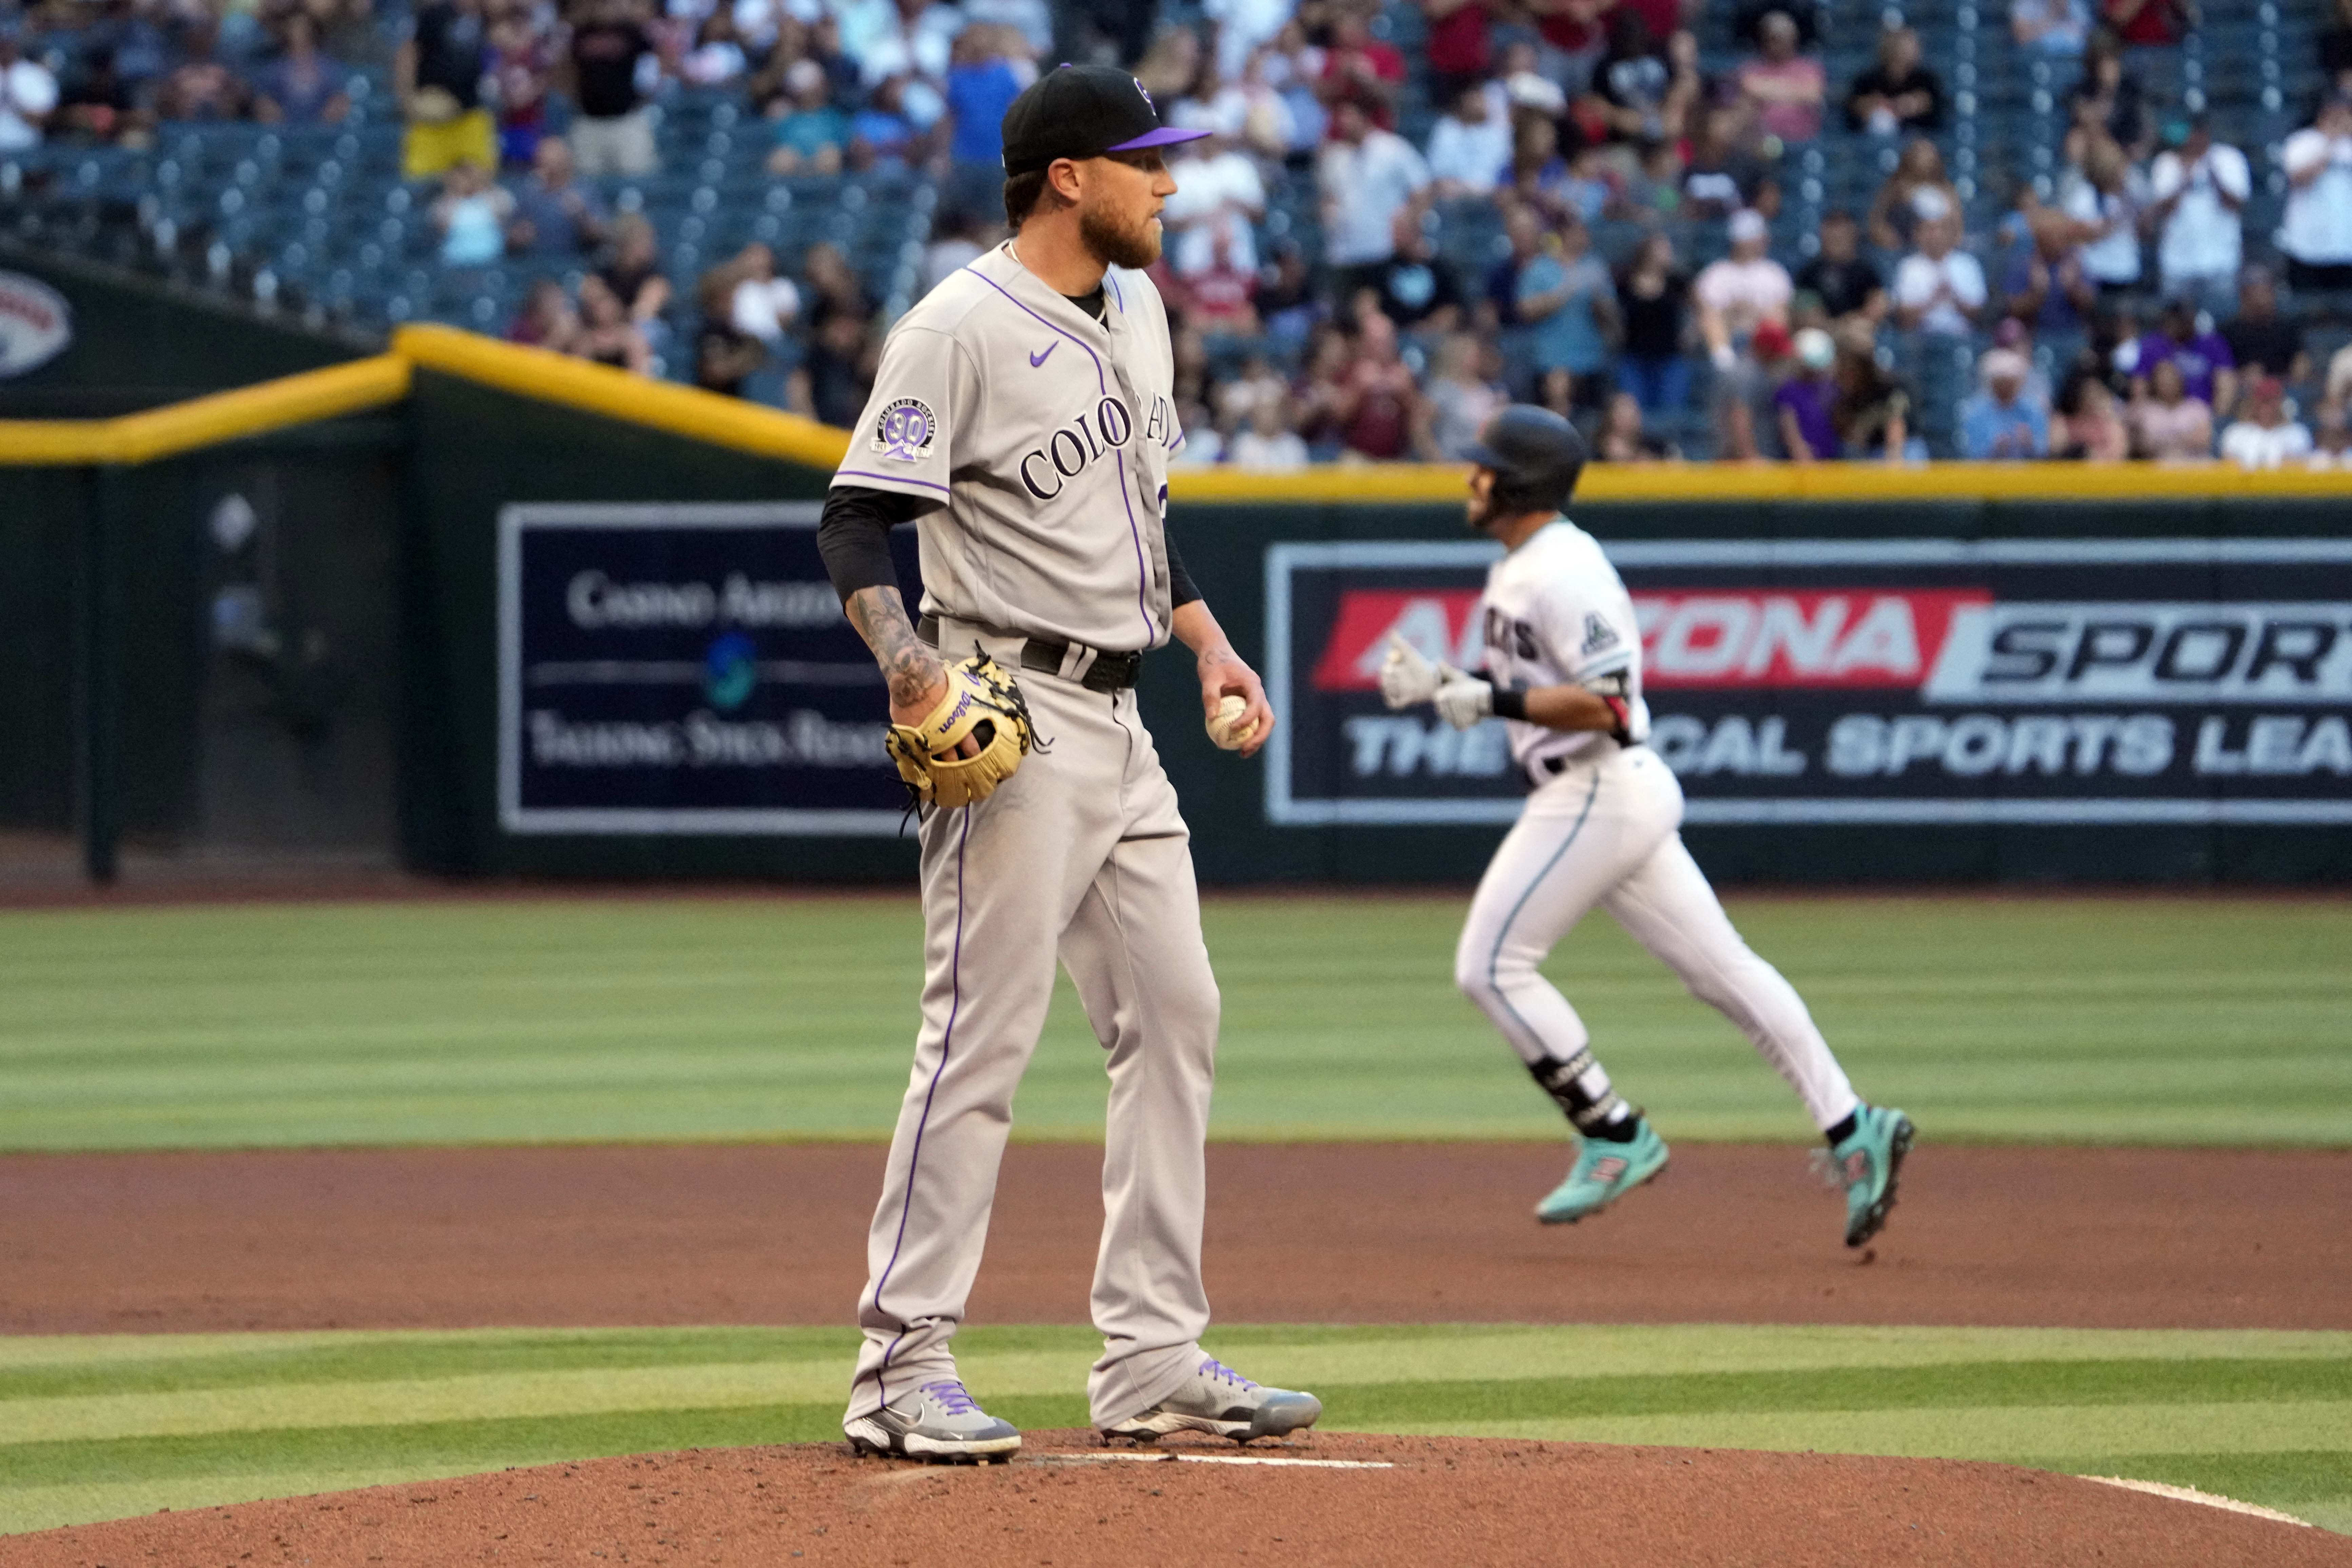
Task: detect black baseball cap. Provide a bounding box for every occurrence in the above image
[999,63,1209,176]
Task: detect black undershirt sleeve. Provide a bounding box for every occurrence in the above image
[1167,538,1200,610]
[817,485,932,604]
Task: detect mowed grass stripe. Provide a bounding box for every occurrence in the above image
[1,897,2345,1149]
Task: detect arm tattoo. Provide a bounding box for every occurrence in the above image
[845,585,943,710]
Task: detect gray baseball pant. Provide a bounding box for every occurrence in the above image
[848,617,1219,1432]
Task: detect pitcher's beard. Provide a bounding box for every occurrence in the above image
[1081,205,1161,270]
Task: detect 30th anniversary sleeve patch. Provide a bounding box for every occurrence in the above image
[872,397,937,461]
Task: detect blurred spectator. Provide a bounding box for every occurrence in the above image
[1319,9,1406,128]
[2219,268,2310,390]
[1318,98,1432,296]
[2311,402,2352,468]
[1596,390,1675,461]
[1426,79,1511,195]
[1775,326,1842,461]
[1422,0,1495,99]
[574,272,654,374]
[2066,36,2151,157]
[1173,219,1262,332]
[2129,358,2212,459]
[2101,0,2184,47]
[1614,231,1691,414]
[1533,0,1617,101]
[1681,105,1779,219]
[1481,204,1543,329]
[1421,331,1507,458]
[2063,139,2143,293]
[566,0,660,178]
[155,23,250,120]
[1498,38,1568,118]
[253,14,350,125]
[1215,354,1289,432]
[397,0,494,180]
[1519,215,1618,413]
[2054,375,2131,458]
[682,11,749,87]
[1260,23,1330,153]
[802,242,873,332]
[1695,209,1793,371]
[598,214,673,329]
[727,241,801,346]
[1734,11,1824,146]
[849,75,931,171]
[944,25,1029,192]
[1717,317,1792,461]
[1258,240,1323,346]
[2218,377,2313,468]
[56,47,140,145]
[2004,204,2097,334]
[507,278,580,350]
[694,258,767,397]
[1845,26,1942,137]
[1732,0,1816,48]
[2012,0,2091,56]
[790,308,876,426]
[1227,395,1311,468]
[1892,209,1987,336]
[1163,127,1266,277]
[432,159,513,265]
[2279,96,2352,292]
[488,9,554,166]
[2326,0,2352,87]
[1337,312,1424,460]
[1795,210,1885,326]
[964,0,1052,57]
[1587,13,1687,146]
[1867,137,1959,252]
[2147,117,2248,315]
[1960,348,2050,458]
[1832,326,1915,462]
[1368,210,1465,330]
[767,58,851,175]
[506,136,608,258]
[922,208,989,294]
[2132,298,2235,416]
[851,0,961,88]
[1203,0,1292,83]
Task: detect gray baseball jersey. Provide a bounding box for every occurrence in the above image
[830,241,1182,653]
[841,246,1225,1436]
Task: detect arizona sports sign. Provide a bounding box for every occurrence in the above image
[1262,538,2352,826]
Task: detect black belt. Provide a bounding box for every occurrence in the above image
[917,614,1142,693]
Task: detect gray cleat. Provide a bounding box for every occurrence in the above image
[844,1378,1021,1463]
[1100,1356,1323,1444]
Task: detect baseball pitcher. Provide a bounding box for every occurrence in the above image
[1380,406,1915,1244]
[816,64,1320,1463]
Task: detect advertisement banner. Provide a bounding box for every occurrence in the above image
[1265,538,2352,827]
[498,502,906,834]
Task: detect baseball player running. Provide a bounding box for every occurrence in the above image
[1380,406,1913,1246]
[815,64,1321,1464]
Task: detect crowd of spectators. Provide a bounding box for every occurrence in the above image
[8,0,2352,466]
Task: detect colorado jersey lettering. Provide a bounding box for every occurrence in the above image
[831,242,1181,654]
[1476,518,1651,778]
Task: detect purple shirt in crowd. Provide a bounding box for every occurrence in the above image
[1774,375,1841,459]
[2134,330,2235,405]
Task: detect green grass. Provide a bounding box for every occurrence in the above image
[3,1324,2347,1537]
[4,895,2347,1150]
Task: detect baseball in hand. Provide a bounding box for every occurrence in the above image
[1206,694,1259,751]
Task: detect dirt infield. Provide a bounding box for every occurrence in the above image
[7,1430,2347,1568]
[3,1141,2346,1333]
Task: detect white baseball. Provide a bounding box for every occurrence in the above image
[1206,693,1259,751]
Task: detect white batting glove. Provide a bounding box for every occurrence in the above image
[1432,672,1496,730]
[1378,632,1445,710]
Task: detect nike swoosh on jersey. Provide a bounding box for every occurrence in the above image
[1029,342,1057,367]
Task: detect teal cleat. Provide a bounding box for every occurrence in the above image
[1535,1119,1669,1224]
[1827,1104,1915,1247]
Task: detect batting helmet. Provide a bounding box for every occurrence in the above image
[1462,405,1587,517]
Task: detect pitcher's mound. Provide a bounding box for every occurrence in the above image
[9,1431,2344,1567]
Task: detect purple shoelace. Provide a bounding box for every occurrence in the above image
[920,1378,981,1415]
[1198,1357,1260,1390]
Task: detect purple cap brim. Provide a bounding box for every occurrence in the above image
[1106,126,1213,152]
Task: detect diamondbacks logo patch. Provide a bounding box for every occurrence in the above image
[1582,613,1621,657]
[873,397,936,461]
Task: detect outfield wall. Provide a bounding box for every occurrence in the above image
[3,321,2346,883]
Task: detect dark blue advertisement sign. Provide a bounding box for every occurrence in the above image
[1266,538,2352,828]
[498,502,909,834]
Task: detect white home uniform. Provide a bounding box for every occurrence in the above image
[834,242,1224,1435]
[1452,518,1861,1135]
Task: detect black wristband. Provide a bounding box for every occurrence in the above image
[1489,686,1529,721]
